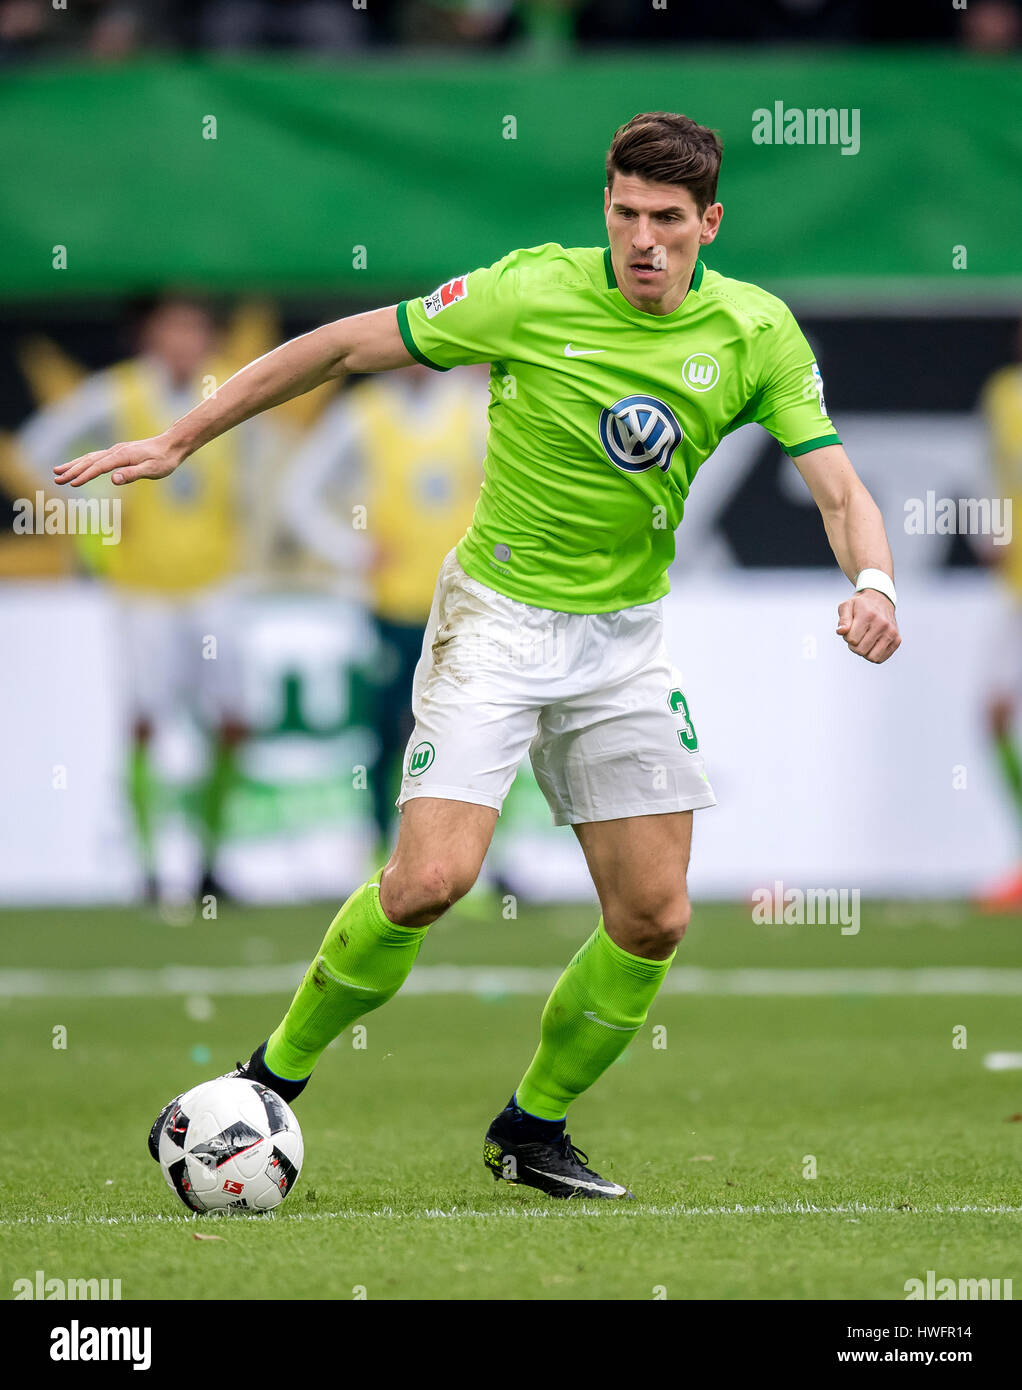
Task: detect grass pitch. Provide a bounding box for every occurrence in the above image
[2,896,1021,1300]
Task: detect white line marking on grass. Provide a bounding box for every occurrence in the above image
[983,1051,1022,1070]
[3,964,1022,999]
[3,1203,1021,1227]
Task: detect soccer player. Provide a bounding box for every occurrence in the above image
[975,319,1022,911]
[57,113,900,1199]
[24,294,280,902]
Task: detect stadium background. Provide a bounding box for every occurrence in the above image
[1,0,1020,906]
[4,0,1022,1312]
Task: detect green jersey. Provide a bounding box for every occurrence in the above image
[397,243,839,614]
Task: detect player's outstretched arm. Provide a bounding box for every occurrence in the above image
[53,306,413,488]
[792,443,901,665]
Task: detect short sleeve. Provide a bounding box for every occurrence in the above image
[752,306,841,457]
[397,251,522,371]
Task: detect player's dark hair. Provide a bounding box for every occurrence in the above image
[123,291,225,340]
[606,112,723,213]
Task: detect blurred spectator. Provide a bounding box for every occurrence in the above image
[0,0,47,60]
[17,294,283,901]
[198,0,368,51]
[961,0,1022,50]
[976,319,1022,911]
[284,363,488,859]
[397,0,579,49]
[577,0,859,45]
[576,0,966,45]
[0,430,73,576]
[396,0,515,46]
[0,0,376,60]
[0,0,162,63]
[0,0,994,57]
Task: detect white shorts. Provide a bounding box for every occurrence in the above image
[117,588,242,726]
[396,548,716,826]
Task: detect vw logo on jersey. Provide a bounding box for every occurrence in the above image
[681,352,720,392]
[598,394,683,474]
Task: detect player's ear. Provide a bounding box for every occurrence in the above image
[699,202,723,245]
[603,186,611,217]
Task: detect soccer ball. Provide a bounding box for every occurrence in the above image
[157,1077,303,1214]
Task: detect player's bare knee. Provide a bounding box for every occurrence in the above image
[417,859,461,915]
[420,856,481,911]
[380,858,475,926]
[379,863,440,926]
[614,894,691,958]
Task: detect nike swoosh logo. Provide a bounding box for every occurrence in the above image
[524,1165,629,1195]
[564,344,605,357]
[583,1010,641,1031]
[315,957,376,991]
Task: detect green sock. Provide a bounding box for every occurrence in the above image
[128,742,155,879]
[264,869,426,1081]
[515,918,675,1120]
[995,730,1022,823]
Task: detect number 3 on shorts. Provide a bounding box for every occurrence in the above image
[668,688,699,752]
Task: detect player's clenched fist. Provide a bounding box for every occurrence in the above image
[53,433,183,488]
[836,591,901,664]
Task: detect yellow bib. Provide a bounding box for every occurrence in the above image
[355,382,483,623]
[982,366,1022,596]
[103,359,240,594]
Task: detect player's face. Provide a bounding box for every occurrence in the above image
[141,303,218,383]
[604,175,722,315]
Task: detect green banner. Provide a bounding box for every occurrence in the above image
[2,53,1019,303]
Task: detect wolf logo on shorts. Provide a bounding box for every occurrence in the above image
[407,741,435,776]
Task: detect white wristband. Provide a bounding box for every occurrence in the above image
[855,568,897,608]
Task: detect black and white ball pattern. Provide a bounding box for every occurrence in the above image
[158,1077,304,1213]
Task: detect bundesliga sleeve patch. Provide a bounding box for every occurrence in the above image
[803,362,827,416]
[423,275,468,318]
